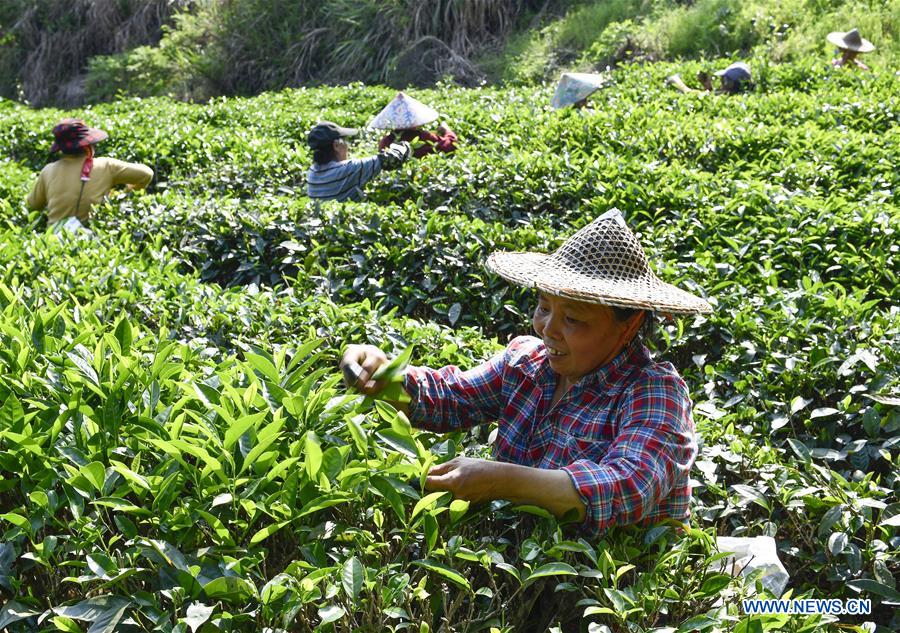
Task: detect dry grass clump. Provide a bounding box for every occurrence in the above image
[5,0,187,106]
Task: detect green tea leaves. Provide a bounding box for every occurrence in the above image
[372,346,415,382]
[203,576,258,603]
[341,556,364,600]
[304,430,323,480]
[412,559,471,591]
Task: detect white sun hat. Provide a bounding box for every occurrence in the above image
[367,92,440,130]
[551,73,606,109]
[485,209,712,314]
[826,28,875,53]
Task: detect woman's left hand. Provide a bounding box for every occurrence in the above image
[424,457,498,503]
[425,457,587,521]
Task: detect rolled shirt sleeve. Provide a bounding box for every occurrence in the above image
[561,374,698,533]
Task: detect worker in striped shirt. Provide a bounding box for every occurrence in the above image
[306,121,410,202]
[341,210,712,535]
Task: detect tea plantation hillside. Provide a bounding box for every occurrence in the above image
[0,60,897,632]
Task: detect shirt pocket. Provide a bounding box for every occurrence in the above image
[562,432,611,463]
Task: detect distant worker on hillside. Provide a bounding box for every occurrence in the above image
[666,62,752,95]
[26,119,153,231]
[306,121,410,202]
[369,92,457,159]
[827,28,875,71]
[551,72,606,109]
[340,210,711,536]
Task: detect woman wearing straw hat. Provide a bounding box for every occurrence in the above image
[26,119,153,230]
[370,92,457,159]
[340,210,711,534]
[827,28,875,71]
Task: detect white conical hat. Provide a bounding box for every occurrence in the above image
[486,209,712,314]
[551,73,606,109]
[367,92,439,130]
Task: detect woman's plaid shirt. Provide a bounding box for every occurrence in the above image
[404,336,698,534]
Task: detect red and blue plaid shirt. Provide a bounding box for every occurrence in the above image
[404,336,697,535]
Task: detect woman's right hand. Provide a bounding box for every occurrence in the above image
[340,344,390,394]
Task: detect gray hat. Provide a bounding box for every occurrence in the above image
[307,121,358,150]
[715,62,752,84]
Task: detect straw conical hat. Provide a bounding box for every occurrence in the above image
[367,92,439,130]
[826,28,875,53]
[486,210,712,314]
[551,73,606,109]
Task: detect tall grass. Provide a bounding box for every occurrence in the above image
[482,0,649,83]
[209,0,539,93]
[82,0,549,101]
[5,0,899,105]
[645,0,754,58]
[0,0,187,106]
[554,0,650,51]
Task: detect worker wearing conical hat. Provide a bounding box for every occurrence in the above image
[551,72,606,109]
[369,92,457,159]
[341,210,711,535]
[827,28,875,71]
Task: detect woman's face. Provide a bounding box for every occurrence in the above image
[532,293,642,384]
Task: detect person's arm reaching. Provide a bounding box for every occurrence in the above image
[666,74,696,94]
[424,457,586,521]
[340,344,409,412]
[341,337,536,433]
[108,158,153,190]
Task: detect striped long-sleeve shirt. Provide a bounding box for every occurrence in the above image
[403,335,698,535]
[306,155,382,202]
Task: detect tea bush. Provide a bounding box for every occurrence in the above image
[0,58,897,631]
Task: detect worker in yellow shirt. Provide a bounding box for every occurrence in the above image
[26,119,154,230]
